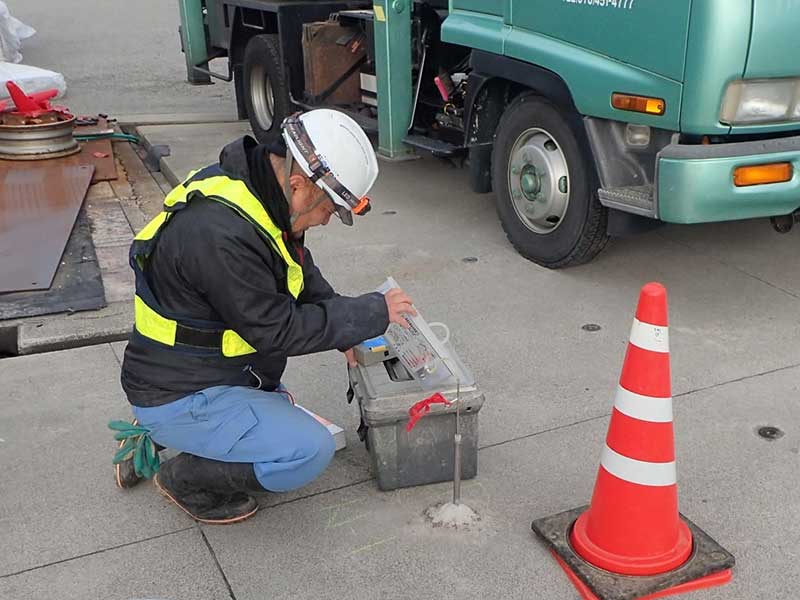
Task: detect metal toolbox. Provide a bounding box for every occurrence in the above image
[348,355,485,491]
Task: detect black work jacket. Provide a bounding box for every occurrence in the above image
[121,138,388,407]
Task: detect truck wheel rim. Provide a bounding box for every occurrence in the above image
[507,127,569,235]
[250,64,275,131]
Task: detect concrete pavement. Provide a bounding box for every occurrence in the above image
[15,0,237,117]
[2,345,798,599]
[135,122,255,186]
[1,121,799,598]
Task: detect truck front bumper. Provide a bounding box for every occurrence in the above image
[656,135,800,224]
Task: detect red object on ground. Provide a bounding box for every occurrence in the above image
[533,281,732,599]
[553,553,732,600]
[4,81,71,118]
[570,282,692,576]
[406,392,450,432]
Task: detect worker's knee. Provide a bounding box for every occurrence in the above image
[254,419,335,492]
[313,425,336,468]
[295,419,335,465]
[299,420,336,475]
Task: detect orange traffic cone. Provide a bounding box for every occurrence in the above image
[532,283,734,600]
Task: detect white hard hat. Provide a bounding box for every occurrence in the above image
[282,109,379,226]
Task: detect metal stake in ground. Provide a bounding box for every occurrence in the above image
[424,379,479,529]
[453,381,462,505]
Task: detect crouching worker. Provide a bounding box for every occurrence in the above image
[114,109,415,524]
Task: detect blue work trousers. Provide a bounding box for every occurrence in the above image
[131,385,335,492]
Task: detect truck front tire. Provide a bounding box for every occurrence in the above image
[492,94,608,268]
[242,34,293,143]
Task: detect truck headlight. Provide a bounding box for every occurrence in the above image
[720,79,800,125]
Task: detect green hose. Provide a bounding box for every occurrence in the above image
[75,132,140,144]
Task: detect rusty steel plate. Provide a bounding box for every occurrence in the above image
[0,209,106,320]
[0,137,117,182]
[75,138,116,182]
[0,164,95,293]
[67,117,118,181]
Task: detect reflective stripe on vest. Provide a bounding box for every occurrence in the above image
[131,170,305,358]
[162,174,304,299]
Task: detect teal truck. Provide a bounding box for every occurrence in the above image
[178,0,800,267]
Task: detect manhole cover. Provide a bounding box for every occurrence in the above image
[462,257,478,263]
[756,426,784,441]
[581,324,602,332]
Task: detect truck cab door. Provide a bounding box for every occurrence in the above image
[449,0,510,21]
[509,0,691,83]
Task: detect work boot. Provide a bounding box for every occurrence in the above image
[153,453,262,525]
[114,419,144,489]
[115,454,141,489]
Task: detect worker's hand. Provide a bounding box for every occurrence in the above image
[343,347,357,368]
[385,288,417,328]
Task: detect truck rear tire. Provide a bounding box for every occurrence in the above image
[242,34,294,143]
[492,94,608,268]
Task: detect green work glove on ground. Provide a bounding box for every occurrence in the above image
[108,420,161,479]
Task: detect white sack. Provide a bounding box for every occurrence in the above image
[0,1,36,64]
[0,62,66,99]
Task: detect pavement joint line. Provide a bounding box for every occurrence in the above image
[108,341,123,367]
[197,524,236,600]
[731,268,799,300]
[479,361,800,453]
[262,477,376,510]
[674,360,800,399]
[700,251,800,300]
[255,413,613,509]
[93,362,800,517]
[0,360,792,580]
[478,413,611,452]
[0,526,194,579]
[656,232,800,301]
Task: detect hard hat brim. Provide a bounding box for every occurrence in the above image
[334,202,354,226]
[316,178,354,226]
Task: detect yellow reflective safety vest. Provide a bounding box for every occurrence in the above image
[130,166,305,358]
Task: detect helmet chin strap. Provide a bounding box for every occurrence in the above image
[284,151,301,226]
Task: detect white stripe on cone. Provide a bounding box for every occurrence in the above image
[629,318,669,353]
[600,445,677,487]
[613,386,673,423]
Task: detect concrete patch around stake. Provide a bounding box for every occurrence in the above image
[426,501,481,529]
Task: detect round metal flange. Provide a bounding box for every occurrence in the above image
[507,127,569,234]
[0,115,79,160]
[250,63,275,131]
[0,145,81,161]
